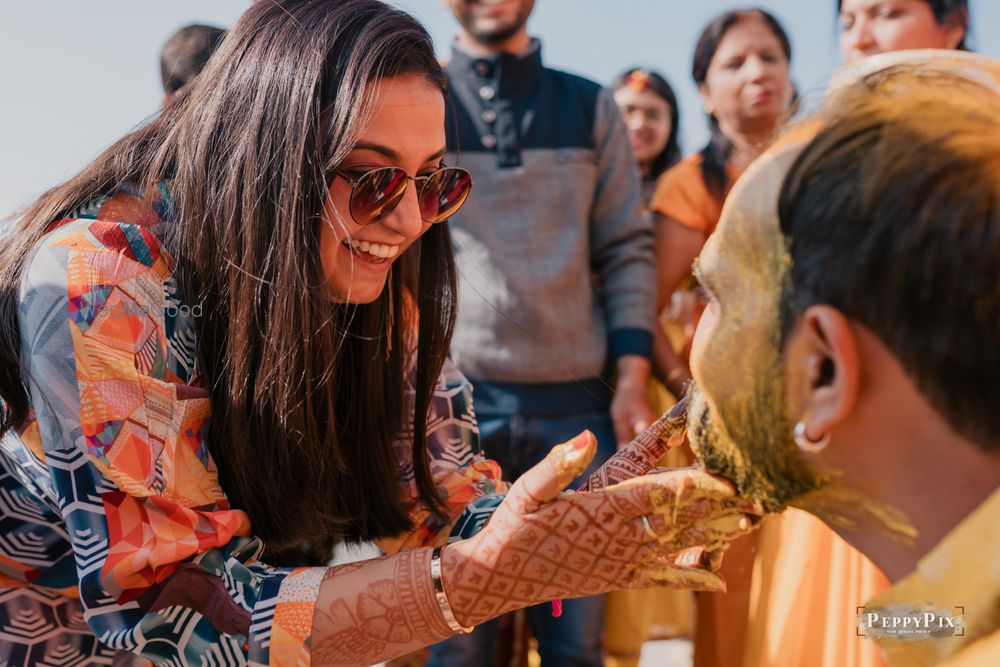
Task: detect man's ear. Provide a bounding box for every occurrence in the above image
[790,305,860,441]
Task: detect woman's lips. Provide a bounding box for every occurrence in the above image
[628,134,652,150]
[339,240,394,270]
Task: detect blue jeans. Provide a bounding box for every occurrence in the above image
[427,379,617,667]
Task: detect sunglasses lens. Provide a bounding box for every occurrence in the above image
[419,168,472,223]
[351,167,408,224]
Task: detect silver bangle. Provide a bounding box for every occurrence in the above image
[430,546,474,634]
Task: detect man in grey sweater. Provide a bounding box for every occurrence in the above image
[429,1,658,665]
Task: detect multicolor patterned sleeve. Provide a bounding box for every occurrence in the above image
[18,217,322,666]
[378,358,508,554]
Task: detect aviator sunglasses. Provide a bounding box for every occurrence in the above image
[335,165,473,225]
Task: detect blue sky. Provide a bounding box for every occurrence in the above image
[2,1,998,215]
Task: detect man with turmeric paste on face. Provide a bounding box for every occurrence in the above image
[685,53,1000,666]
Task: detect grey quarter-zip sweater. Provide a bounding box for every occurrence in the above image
[445,40,656,386]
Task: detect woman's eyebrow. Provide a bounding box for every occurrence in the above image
[352,141,399,160]
[351,142,447,163]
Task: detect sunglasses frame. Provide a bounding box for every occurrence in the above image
[334,165,472,225]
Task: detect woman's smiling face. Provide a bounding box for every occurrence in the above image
[319,74,446,304]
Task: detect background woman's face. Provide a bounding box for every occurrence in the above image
[700,16,793,135]
[614,86,673,172]
[839,0,965,62]
[319,74,445,304]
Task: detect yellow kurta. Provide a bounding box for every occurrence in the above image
[867,488,1000,667]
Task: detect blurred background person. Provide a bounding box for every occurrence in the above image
[429,0,657,665]
[612,68,682,204]
[160,22,226,105]
[838,0,969,62]
[606,66,691,667]
[648,8,794,404]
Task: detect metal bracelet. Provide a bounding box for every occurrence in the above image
[430,546,474,634]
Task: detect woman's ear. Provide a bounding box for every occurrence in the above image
[788,305,860,441]
[698,83,715,116]
[942,8,968,50]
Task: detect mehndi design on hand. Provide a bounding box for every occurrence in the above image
[581,398,689,492]
[440,431,759,627]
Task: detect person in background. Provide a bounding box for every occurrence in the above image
[838,0,968,62]
[648,8,794,402]
[606,66,690,667]
[160,23,226,104]
[612,68,682,204]
[429,0,658,664]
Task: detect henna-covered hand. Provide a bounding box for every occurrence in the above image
[441,429,759,627]
[581,397,689,492]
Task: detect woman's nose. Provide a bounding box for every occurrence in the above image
[744,55,769,82]
[381,180,424,239]
[626,111,645,131]
[844,19,876,57]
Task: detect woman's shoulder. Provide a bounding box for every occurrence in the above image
[664,152,707,178]
[649,153,720,234]
[653,154,712,201]
[29,190,174,281]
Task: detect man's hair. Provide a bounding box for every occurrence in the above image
[778,68,1000,450]
[160,24,226,95]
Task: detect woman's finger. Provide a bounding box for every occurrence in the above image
[625,561,726,593]
[648,512,756,553]
[581,398,689,491]
[603,467,737,520]
[508,431,597,513]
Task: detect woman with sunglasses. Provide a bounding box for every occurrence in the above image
[0,1,756,665]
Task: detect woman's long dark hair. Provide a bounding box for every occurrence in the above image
[0,0,454,559]
[612,68,682,180]
[836,0,971,50]
[692,8,792,200]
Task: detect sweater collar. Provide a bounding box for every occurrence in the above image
[449,38,543,93]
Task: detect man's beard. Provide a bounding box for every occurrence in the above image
[685,357,826,512]
[457,8,528,45]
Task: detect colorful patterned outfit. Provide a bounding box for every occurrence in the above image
[0,185,506,666]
